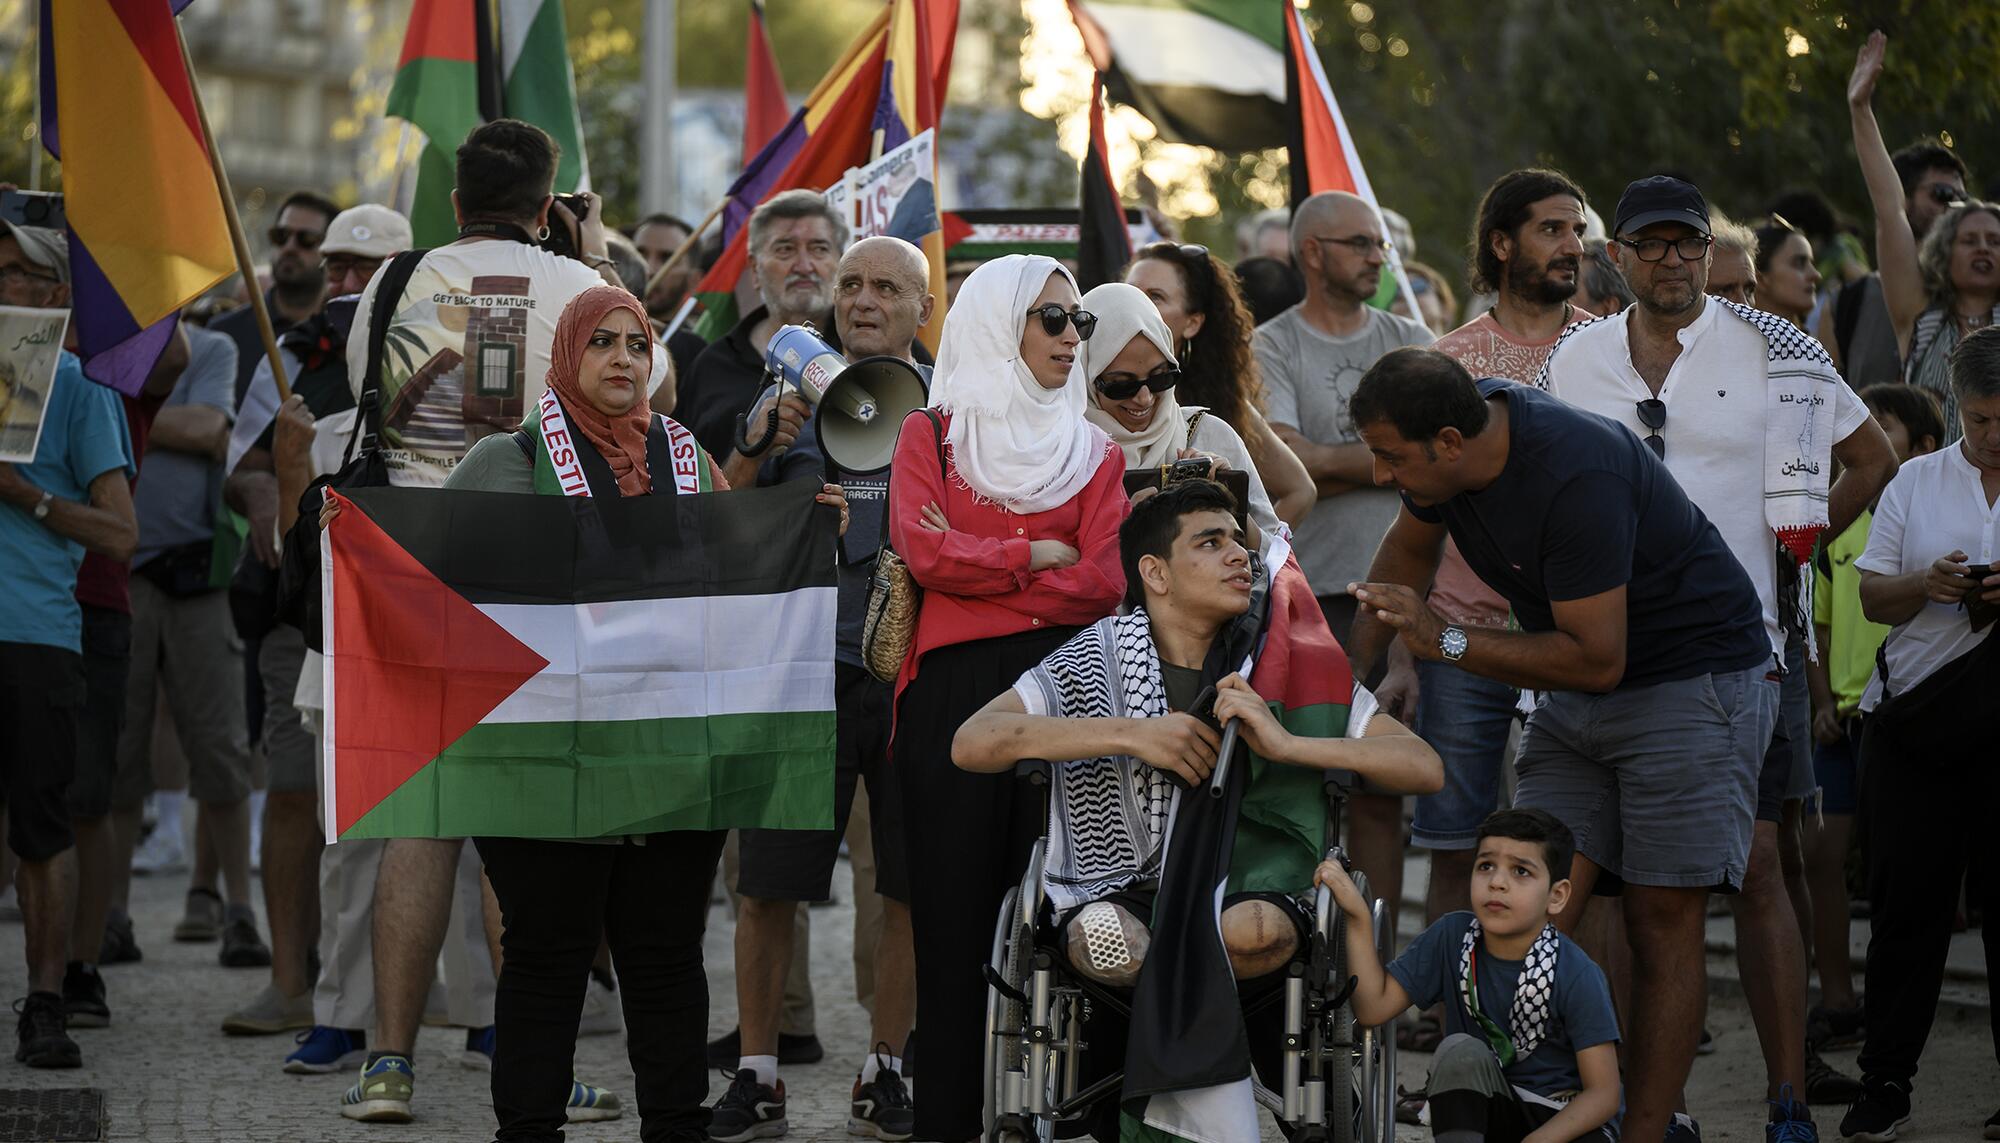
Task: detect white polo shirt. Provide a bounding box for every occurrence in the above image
[1855,443,2000,709]
[1542,300,1871,658]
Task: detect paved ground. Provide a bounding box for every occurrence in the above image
[0,859,1989,1142]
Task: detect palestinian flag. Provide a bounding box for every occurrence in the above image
[1067,0,1287,151]
[1283,4,1418,318]
[497,0,591,194]
[387,0,487,247]
[1075,74,1132,292]
[1124,537,1353,1141]
[320,479,837,840]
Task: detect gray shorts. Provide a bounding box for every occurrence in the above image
[113,579,253,809]
[1514,665,1775,892]
[258,626,317,796]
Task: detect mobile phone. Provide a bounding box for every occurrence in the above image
[1165,457,1215,483]
[1964,563,1994,582]
[0,190,65,232]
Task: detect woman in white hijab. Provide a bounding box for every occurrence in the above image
[885,254,1129,1141]
[1079,281,1281,542]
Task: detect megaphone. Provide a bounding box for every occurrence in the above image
[747,324,929,474]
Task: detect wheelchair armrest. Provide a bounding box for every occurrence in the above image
[1322,768,1358,796]
[1014,758,1053,787]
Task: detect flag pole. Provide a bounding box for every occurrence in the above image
[641,193,727,298]
[386,121,414,210]
[174,19,292,401]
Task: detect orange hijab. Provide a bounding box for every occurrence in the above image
[546,285,656,497]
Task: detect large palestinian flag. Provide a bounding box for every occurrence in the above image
[1067,0,1287,150]
[320,479,837,840]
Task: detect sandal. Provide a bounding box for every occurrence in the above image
[1396,1009,1444,1053]
[1395,1084,1428,1126]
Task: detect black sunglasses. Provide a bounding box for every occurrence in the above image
[1025,303,1097,341]
[1636,397,1667,458]
[1930,182,1967,206]
[268,226,324,250]
[1095,366,1181,401]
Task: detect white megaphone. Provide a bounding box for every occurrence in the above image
[745,323,928,474]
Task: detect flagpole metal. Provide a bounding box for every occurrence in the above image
[174,20,292,401]
[641,193,726,298]
[386,121,413,211]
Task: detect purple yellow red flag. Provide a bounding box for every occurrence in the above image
[39,0,235,395]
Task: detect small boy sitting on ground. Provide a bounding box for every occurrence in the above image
[1318,807,1621,1143]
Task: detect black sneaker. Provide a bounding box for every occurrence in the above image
[1697,1027,1717,1055]
[849,1046,914,1141]
[707,1067,786,1142]
[704,1027,824,1068]
[98,913,141,966]
[1804,1047,1863,1105]
[1838,1079,1911,1143]
[219,910,272,968]
[1808,1003,1865,1049]
[1665,1112,1702,1143]
[13,992,80,1068]
[60,963,108,1029]
[1765,1085,1817,1143]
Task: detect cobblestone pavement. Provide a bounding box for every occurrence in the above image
[0,864,1989,1142]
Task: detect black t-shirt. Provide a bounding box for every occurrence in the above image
[210,289,300,409]
[1405,380,1768,689]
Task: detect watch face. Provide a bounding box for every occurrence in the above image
[1441,627,1469,659]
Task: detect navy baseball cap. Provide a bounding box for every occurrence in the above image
[1613,176,1710,237]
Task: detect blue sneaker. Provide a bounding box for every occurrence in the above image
[340,1055,414,1123]
[284,1025,367,1075]
[461,1024,495,1071]
[1766,1083,1818,1143]
[566,1078,623,1123]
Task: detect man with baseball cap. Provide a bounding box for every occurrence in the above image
[319,204,415,301]
[1538,176,1897,1139]
[0,217,138,1068]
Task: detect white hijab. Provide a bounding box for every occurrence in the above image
[1078,282,1189,468]
[928,255,1108,514]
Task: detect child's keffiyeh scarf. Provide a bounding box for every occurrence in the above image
[1457,919,1562,1067]
[1013,610,1179,912]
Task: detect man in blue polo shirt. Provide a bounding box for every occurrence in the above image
[0,219,136,1069]
[1342,348,1772,1143]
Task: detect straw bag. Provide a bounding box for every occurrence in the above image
[861,409,946,683]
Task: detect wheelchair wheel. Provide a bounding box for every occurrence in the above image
[984,884,1019,1139]
[1326,871,1364,1143]
[986,845,1051,1143]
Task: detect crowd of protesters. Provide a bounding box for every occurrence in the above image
[1,28,1996,1143]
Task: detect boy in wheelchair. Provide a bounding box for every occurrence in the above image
[955,479,1443,1138]
[1319,808,1622,1143]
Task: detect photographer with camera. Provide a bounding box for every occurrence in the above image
[323,119,624,1126]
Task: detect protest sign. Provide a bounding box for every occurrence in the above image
[0,306,72,464]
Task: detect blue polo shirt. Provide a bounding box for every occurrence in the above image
[1405,380,1768,689]
[0,353,136,652]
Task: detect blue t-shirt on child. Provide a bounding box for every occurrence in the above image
[1387,910,1620,1105]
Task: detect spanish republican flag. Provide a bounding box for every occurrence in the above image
[40,0,235,395]
[691,0,958,347]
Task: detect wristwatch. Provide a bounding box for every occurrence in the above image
[31,490,53,521]
[1438,624,1469,662]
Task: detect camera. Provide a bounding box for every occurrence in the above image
[540,192,591,260]
[0,190,66,233]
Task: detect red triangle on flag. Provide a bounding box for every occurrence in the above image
[325,491,549,836]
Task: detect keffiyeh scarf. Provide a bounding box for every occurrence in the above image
[1014,610,1180,911]
[1457,919,1561,1067]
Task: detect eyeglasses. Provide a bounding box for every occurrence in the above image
[1310,234,1393,257]
[322,254,383,281]
[1636,397,1667,458]
[1025,303,1097,341]
[0,264,59,287]
[1929,183,1967,207]
[1614,235,1712,263]
[1094,366,1181,401]
[268,226,324,251]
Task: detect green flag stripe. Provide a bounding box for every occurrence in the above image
[1227,700,1351,895]
[341,710,836,840]
[499,0,586,192]
[388,54,482,248]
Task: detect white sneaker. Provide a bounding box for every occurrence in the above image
[132,828,187,876]
[578,972,622,1037]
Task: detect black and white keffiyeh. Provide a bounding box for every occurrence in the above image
[1457,919,1561,1067]
[1014,611,1180,911]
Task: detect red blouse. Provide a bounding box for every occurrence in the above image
[888,410,1129,693]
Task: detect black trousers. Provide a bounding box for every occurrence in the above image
[895,627,1075,1142]
[1855,712,2000,1086]
[476,831,726,1143]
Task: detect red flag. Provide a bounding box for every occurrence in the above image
[1076,74,1131,291]
[743,0,789,163]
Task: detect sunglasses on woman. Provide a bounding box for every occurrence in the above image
[1095,366,1181,401]
[1025,303,1097,341]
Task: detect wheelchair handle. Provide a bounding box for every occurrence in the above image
[1206,718,1240,799]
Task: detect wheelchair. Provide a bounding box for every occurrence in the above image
[983,748,1398,1143]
